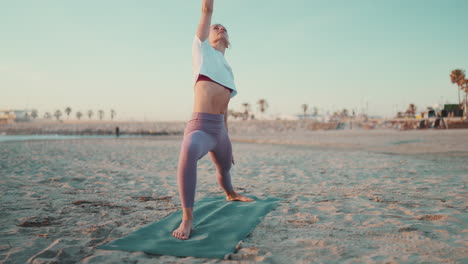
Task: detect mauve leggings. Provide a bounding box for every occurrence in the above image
[177,112,234,208]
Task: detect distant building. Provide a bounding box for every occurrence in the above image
[0,109,35,124]
[296,114,323,121]
[0,110,15,125]
[12,110,32,122]
[443,104,463,117]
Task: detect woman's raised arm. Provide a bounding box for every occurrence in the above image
[196,0,214,41]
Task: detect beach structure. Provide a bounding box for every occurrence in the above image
[443,104,463,117]
[0,110,16,125]
[296,113,322,120]
[0,109,35,124]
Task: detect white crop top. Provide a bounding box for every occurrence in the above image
[192,35,237,98]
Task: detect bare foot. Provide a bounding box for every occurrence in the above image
[226,190,254,202]
[172,219,193,240]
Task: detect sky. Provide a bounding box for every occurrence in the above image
[1,0,467,121]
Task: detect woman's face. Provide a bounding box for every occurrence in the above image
[209,24,230,48]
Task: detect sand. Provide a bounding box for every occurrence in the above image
[0,120,185,136]
[230,128,468,156]
[0,129,467,263]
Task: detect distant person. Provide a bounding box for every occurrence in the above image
[433,118,441,128]
[172,0,253,240]
[419,119,426,129]
[115,126,120,138]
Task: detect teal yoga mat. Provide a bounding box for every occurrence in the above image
[97,195,280,259]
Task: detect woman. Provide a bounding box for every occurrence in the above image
[172,0,253,240]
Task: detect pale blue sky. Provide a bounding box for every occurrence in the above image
[1,0,467,120]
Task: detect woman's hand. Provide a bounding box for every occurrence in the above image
[231,155,236,165]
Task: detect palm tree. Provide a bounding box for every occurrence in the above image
[301,104,308,119]
[54,110,62,121]
[110,109,116,120]
[313,107,318,116]
[76,111,83,120]
[31,109,38,120]
[342,109,349,117]
[406,104,416,117]
[242,103,251,120]
[450,69,465,106]
[43,112,51,120]
[65,107,72,119]
[98,110,104,120]
[257,99,268,118]
[87,110,94,119]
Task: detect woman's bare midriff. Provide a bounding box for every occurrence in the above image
[193,80,231,114]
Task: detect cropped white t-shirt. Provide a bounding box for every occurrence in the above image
[192,35,237,98]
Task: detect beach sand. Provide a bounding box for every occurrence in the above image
[0,130,467,263]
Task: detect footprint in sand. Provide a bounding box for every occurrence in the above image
[416,215,446,221]
[398,227,418,232]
